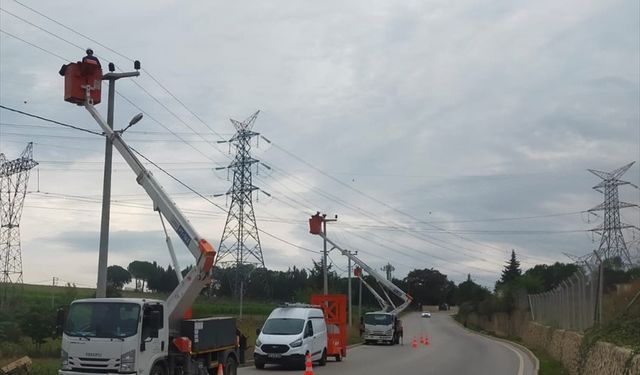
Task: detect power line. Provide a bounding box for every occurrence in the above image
[0,105,102,135]
[0,28,68,61]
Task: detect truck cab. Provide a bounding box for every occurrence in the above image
[363,311,400,345]
[60,298,168,375]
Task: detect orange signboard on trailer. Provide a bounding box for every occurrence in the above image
[311,294,347,361]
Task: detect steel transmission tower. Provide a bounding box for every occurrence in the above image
[587,162,638,267]
[0,142,38,309]
[216,111,265,296]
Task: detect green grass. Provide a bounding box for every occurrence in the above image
[531,348,570,375]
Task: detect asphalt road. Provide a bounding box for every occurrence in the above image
[239,311,536,375]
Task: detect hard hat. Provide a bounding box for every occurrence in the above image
[86,48,93,55]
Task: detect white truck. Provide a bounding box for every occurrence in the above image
[308,213,412,345]
[59,66,241,375]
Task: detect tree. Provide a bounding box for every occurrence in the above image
[522,262,578,292]
[404,268,453,306]
[498,250,522,286]
[20,304,55,350]
[107,265,131,289]
[127,261,156,291]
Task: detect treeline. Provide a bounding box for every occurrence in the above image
[456,251,640,318]
[107,257,472,307]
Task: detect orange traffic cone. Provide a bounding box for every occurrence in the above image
[304,352,314,375]
[217,363,224,375]
[411,337,418,348]
[424,337,430,346]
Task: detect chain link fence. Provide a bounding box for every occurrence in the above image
[528,269,599,331]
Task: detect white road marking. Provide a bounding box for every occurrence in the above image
[492,339,525,375]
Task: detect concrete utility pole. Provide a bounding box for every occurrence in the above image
[319,213,338,295]
[347,250,357,327]
[96,66,139,298]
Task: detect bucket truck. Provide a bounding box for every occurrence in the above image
[308,213,412,345]
[59,62,242,375]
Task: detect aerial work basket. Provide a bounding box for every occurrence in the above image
[309,213,323,235]
[63,62,102,105]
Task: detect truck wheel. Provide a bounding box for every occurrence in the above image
[150,363,166,375]
[225,356,238,375]
[254,359,265,369]
[319,349,327,366]
[334,354,342,362]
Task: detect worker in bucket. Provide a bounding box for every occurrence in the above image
[82,48,101,67]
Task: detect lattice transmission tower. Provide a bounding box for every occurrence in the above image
[0,142,38,309]
[216,111,266,296]
[587,162,638,267]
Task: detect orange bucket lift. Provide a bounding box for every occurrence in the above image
[311,294,347,361]
[63,62,102,105]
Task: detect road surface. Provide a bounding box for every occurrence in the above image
[239,311,536,375]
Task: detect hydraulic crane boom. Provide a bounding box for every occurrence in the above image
[309,214,412,314]
[84,102,216,330]
[357,274,390,311]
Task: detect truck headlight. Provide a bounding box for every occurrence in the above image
[384,329,393,335]
[119,350,135,373]
[255,338,262,347]
[289,338,302,348]
[61,349,71,370]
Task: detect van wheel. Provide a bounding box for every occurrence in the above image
[225,356,238,375]
[254,359,265,369]
[319,349,327,366]
[150,363,166,375]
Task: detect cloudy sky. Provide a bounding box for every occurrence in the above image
[1,0,639,289]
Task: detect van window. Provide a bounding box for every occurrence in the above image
[304,321,313,338]
[311,318,326,334]
[262,318,305,335]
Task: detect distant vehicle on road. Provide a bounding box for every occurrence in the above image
[421,311,431,318]
[439,303,450,311]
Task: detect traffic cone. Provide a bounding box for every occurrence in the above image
[411,337,418,348]
[424,337,430,346]
[304,352,314,375]
[216,363,224,375]
[420,336,425,344]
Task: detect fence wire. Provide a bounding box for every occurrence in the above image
[528,269,599,331]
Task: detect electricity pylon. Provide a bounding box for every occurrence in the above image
[587,162,638,267]
[216,111,266,297]
[0,142,38,309]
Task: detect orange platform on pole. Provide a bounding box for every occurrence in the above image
[63,62,102,105]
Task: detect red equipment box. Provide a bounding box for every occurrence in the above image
[309,214,323,235]
[311,294,347,360]
[64,62,102,105]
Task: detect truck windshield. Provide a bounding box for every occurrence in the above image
[262,318,305,335]
[64,302,140,338]
[364,313,393,325]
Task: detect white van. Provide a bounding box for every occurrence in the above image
[254,304,327,369]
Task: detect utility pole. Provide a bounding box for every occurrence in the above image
[318,213,338,295]
[96,64,140,298]
[356,266,362,327]
[347,250,357,327]
[593,251,604,325]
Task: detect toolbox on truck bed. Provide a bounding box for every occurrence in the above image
[180,317,237,352]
